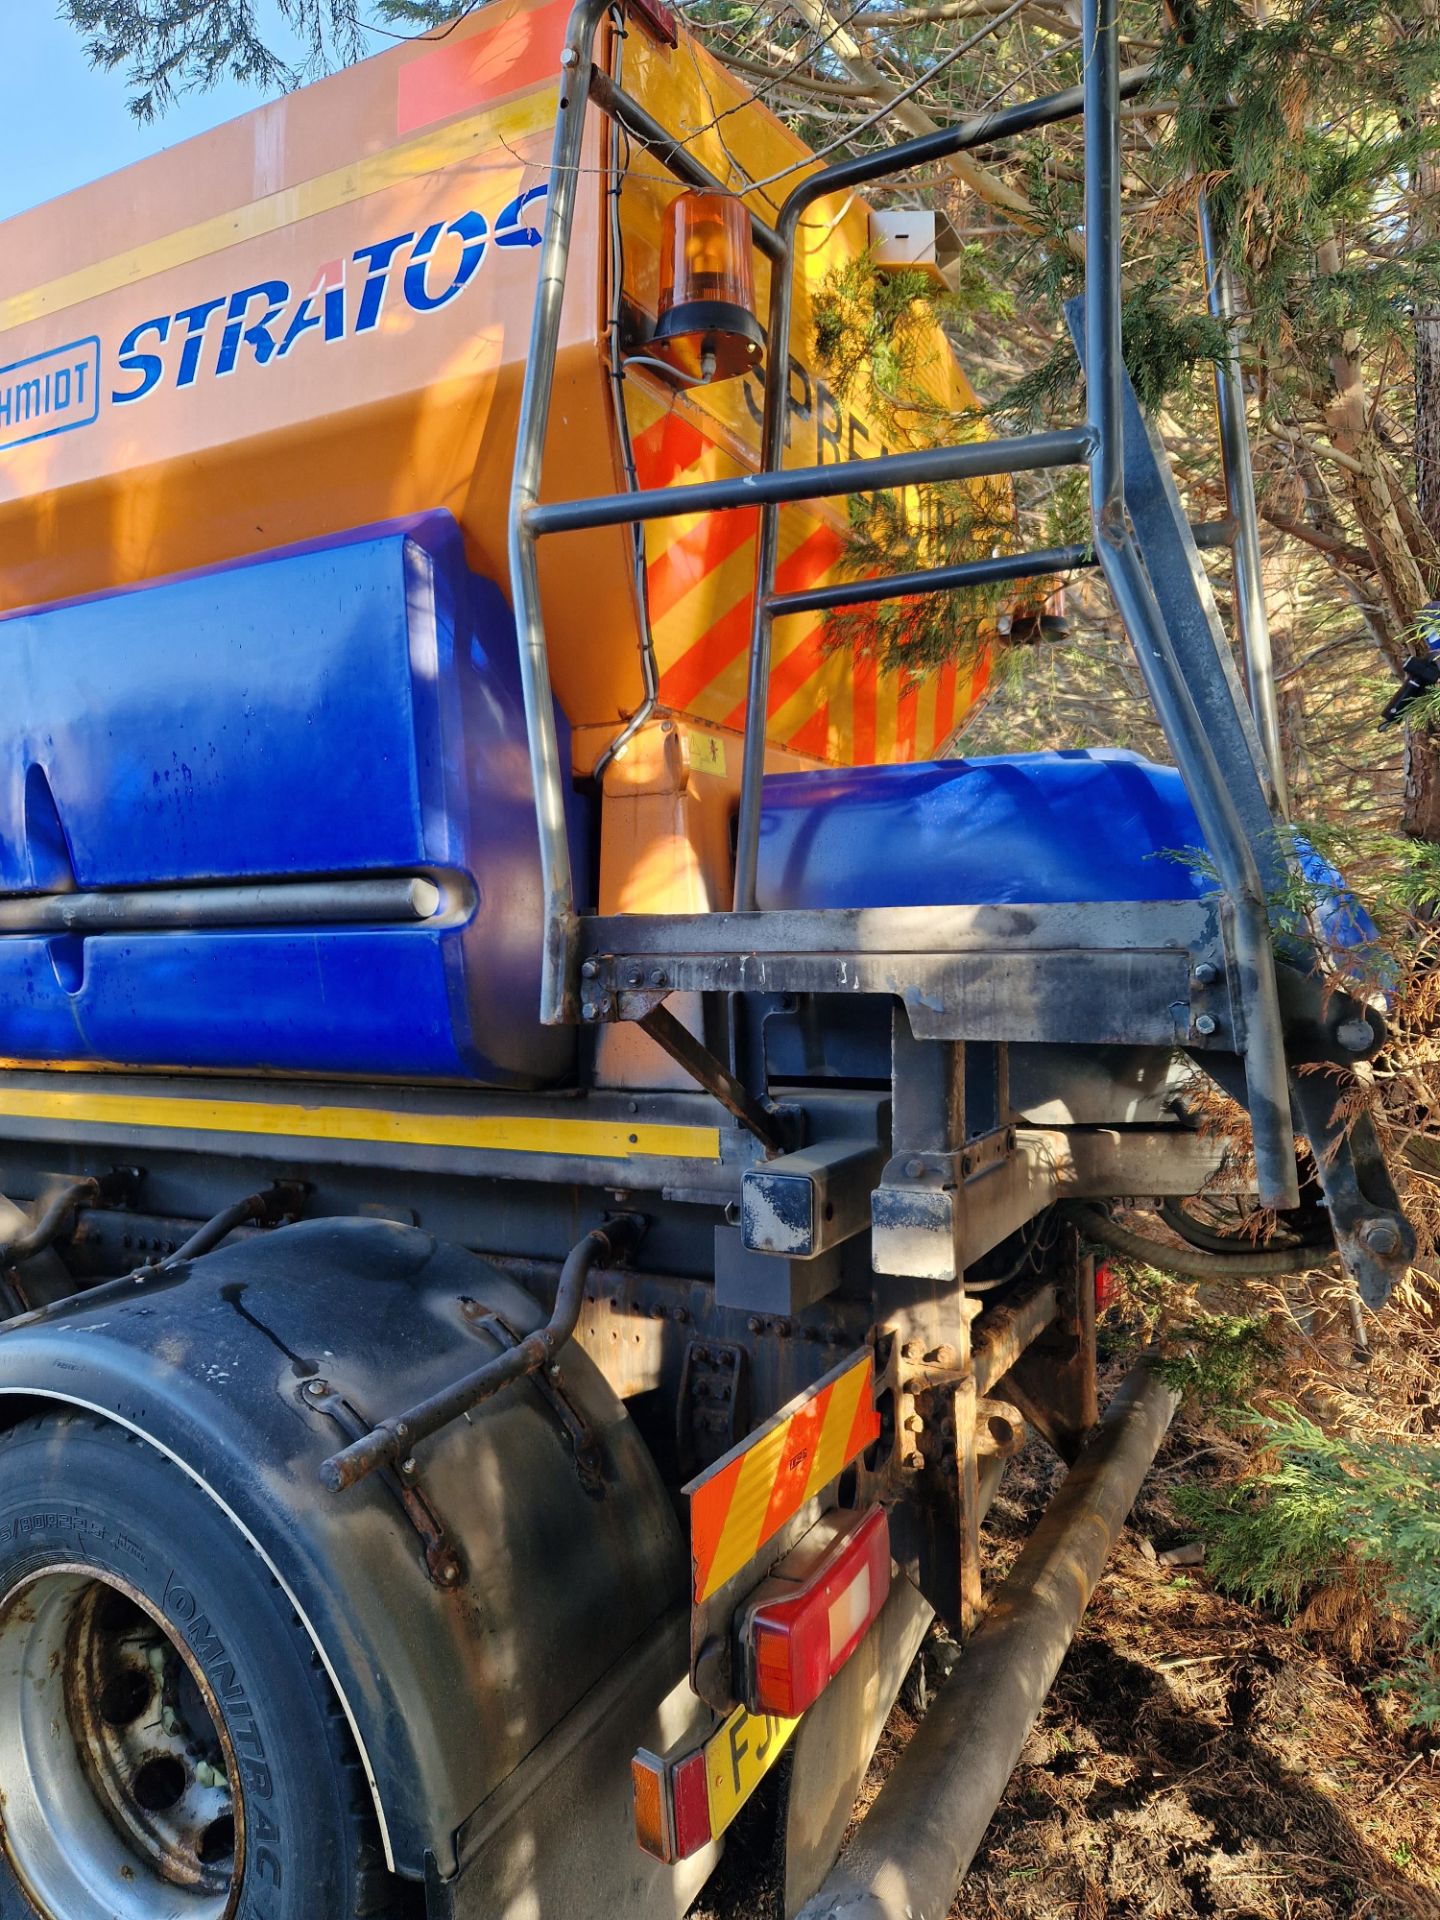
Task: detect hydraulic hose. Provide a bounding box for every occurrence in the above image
[319,1213,646,1493]
[0,1177,100,1268]
[1065,1203,1337,1279]
[1156,1198,1330,1260]
[168,1193,277,1265]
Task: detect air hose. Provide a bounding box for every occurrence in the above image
[1064,1203,1338,1278]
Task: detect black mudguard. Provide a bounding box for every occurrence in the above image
[0,1218,686,1883]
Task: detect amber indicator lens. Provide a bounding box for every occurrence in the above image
[649,191,765,383]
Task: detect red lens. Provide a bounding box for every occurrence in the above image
[743,1506,891,1719]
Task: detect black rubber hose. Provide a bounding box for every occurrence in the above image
[0,1177,101,1268]
[1065,1203,1338,1278]
[319,1213,646,1492]
[1156,1198,1332,1259]
[168,1193,273,1265]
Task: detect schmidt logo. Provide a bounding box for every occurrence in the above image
[0,339,101,452]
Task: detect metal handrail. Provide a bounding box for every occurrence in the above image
[728,62,1151,915]
[504,0,1299,1205]
[507,0,1134,1019]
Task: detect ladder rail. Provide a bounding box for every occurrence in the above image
[507,3,1131,1018]
[1080,0,1297,1206]
[729,64,1152,913]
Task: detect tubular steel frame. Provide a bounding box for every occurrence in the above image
[506,0,1302,1206]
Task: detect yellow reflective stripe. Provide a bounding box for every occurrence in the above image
[0,88,556,333]
[801,1354,868,1504]
[0,1088,720,1161]
[704,1419,793,1601]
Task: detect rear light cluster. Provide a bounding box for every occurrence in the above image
[632,1505,892,1863]
[741,1505,891,1719]
[632,1745,712,1864]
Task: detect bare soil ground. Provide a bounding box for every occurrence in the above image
[699,1416,1440,1920]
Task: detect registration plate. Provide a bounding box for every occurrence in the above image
[703,1702,800,1836]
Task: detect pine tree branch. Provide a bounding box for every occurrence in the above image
[1258,506,1375,573]
[780,0,1080,254]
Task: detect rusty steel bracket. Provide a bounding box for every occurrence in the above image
[297,1376,464,1589]
[636,1001,792,1153]
[990,1228,1099,1465]
[880,1311,983,1637]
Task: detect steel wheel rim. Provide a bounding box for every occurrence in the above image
[0,1563,244,1919]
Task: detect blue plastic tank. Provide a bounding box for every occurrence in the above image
[757,749,1377,957]
[0,512,577,1083]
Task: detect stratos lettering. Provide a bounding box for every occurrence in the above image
[112,182,548,406]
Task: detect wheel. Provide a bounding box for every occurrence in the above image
[0,1415,415,1920]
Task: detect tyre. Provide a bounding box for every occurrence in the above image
[0,1414,415,1920]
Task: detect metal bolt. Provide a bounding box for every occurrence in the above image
[649,969,668,987]
[903,1413,924,1434]
[929,1344,958,1369]
[1193,961,1220,986]
[903,1450,925,1473]
[580,958,599,980]
[1335,1018,1374,1055]
[903,1157,926,1180]
[302,1377,328,1400]
[747,1316,763,1333]
[400,1456,418,1479]
[901,1339,925,1363]
[1192,1013,1218,1037]
[1359,1217,1401,1258]
[560,45,579,65]
[627,967,645,987]
[582,1003,600,1022]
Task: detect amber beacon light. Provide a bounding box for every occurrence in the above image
[649,191,765,383]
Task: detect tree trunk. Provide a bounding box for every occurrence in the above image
[1405,152,1440,841]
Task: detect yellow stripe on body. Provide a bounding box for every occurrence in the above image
[1,89,557,333]
[0,1087,720,1161]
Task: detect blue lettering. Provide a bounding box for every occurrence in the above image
[174,296,228,388]
[324,284,347,343]
[0,389,9,428]
[352,234,412,334]
[403,211,488,312]
[277,293,325,358]
[494,184,548,249]
[114,315,172,404]
[216,282,290,376]
[54,368,70,410]
[76,359,88,405]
